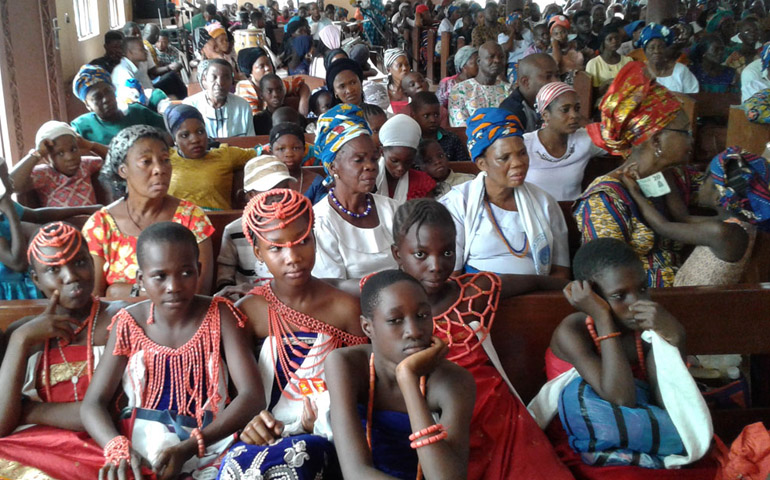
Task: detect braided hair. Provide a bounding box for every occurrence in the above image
[392,199,456,246]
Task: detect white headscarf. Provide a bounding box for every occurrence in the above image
[35,121,76,150]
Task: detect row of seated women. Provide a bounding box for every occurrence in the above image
[0,60,768,479]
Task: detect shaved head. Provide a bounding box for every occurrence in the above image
[518,53,559,103]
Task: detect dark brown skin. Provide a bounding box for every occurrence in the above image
[0,242,125,437]
[235,213,364,444]
[550,265,685,407]
[325,280,475,480]
[81,241,262,480]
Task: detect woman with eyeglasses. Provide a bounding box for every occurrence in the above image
[574,62,698,288]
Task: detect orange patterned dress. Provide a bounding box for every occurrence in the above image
[82,199,214,286]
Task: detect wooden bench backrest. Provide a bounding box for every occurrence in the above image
[726,105,770,155]
[573,70,593,122]
[693,92,740,119]
[2,284,768,439]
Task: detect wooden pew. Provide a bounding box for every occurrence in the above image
[573,71,593,122]
[491,283,770,441]
[440,31,451,81]
[726,105,770,155]
[1,284,768,441]
[693,92,740,120]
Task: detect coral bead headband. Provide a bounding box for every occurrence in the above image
[242,188,314,248]
[27,222,83,266]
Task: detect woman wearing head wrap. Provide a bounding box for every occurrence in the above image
[439,108,571,277]
[235,47,311,115]
[706,8,736,44]
[363,48,411,112]
[615,146,770,285]
[436,46,479,108]
[326,58,365,106]
[375,114,436,205]
[641,23,700,93]
[548,15,585,76]
[311,104,399,279]
[308,26,342,77]
[82,125,215,297]
[70,64,166,145]
[164,103,256,211]
[575,61,699,287]
[523,82,608,201]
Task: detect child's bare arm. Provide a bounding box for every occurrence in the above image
[327,349,395,479]
[0,293,75,436]
[397,339,474,480]
[152,303,263,478]
[0,197,26,271]
[77,136,108,159]
[555,282,637,406]
[8,149,45,194]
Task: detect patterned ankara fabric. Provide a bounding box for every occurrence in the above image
[314,103,372,185]
[465,107,524,161]
[586,61,681,157]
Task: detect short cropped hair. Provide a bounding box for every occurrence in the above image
[136,222,199,269]
[410,91,440,112]
[573,238,640,282]
[360,269,425,318]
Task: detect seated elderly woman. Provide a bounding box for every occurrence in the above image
[164,104,256,210]
[70,64,166,146]
[363,48,411,113]
[575,61,698,288]
[183,59,255,138]
[235,47,311,116]
[311,104,399,279]
[82,125,215,298]
[440,109,571,278]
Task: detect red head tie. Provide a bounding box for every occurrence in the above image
[242,188,314,248]
[27,222,83,267]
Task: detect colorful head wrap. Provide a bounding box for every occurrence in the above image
[384,48,408,71]
[35,121,77,150]
[454,45,478,71]
[709,147,770,228]
[706,9,734,33]
[242,188,314,248]
[416,4,429,14]
[27,222,84,267]
[466,108,524,162]
[548,15,570,34]
[624,19,645,38]
[72,64,113,103]
[205,21,226,38]
[314,104,372,184]
[760,41,770,73]
[639,23,674,49]
[535,82,576,116]
[506,12,522,25]
[163,104,205,137]
[319,23,341,50]
[237,47,272,76]
[587,61,681,157]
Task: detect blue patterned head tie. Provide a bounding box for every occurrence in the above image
[314,103,372,185]
[506,12,522,25]
[638,23,674,49]
[465,108,524,162]
[72,64,113,103]
[710,147,770,229]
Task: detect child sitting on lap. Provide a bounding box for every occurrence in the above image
[10,121,107,207]
[530,238,717,479]
[81,222,262,479]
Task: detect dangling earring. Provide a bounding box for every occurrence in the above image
[655,146,663,158]
[333,173,339,178]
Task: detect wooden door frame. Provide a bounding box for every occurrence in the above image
[0,0,67,163]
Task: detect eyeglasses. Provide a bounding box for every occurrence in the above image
[663,127,693,136]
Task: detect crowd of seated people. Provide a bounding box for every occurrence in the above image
[2,0,770,478]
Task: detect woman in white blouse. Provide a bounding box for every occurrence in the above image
[440,108,570,278]
[523,82,607,201]
[311,103,399,279]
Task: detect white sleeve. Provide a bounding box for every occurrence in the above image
[439,189,467,271]
[312,216,348,280]
[546,195,570,267]
[678,64,700,94]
